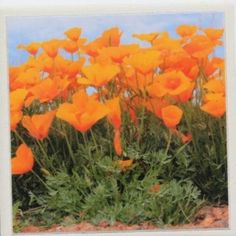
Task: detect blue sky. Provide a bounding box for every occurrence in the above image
[6,12,224,66]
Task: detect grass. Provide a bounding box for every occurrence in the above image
[12,107,227,231]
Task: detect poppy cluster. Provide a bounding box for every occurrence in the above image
[10,25,225,175]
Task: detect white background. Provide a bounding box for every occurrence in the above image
[0,1,236,236]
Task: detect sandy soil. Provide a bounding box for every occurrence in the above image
[21,205,228,233]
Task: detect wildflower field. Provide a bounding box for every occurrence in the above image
[9,22,228,232]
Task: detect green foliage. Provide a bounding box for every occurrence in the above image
[12,106,227,230]
[181,103,228,202]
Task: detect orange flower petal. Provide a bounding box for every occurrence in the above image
[124,50,162,75]
[176,25,198,38]
[106,97,121,130]
[161,105,183,128]
[201,95,225,117]
[114,129,122,156]
[10,88,28,111]
[133,32,159,43]
[22,110,56,140]
[64,27,82,41]
[117,159,133,170]
[82,63,120,87]
[11,110,23,131]
[157,71,191,96]
[11,144,34,175]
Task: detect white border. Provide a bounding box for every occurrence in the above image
[0,2,236,236]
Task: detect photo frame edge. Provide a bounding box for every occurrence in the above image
[0,1,235,236]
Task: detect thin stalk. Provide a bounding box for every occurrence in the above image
[82,132,92,158]
[90,129,99,153]
[58,119,76,163]
[35,139,52,172]
[62,125,76,165]
[184,104,198,156]
[14,131,25,144]
[31,169,52,191]
[36,139,49,160]
[47,137,56,154]
[74,129,80,148]
[165,129,172,156]
[208,118,218,162]
[106,121,112,157]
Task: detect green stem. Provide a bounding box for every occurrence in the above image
[208,118,217,161]
[184,104,198,156]
[90,129,99,153]
[36,139,48,160]
[82,132,92,159]
[165,130,172,156]
[61,124,76,164]
[31,169,52,191]
[106,121,112,157]
[35,139,51,171]
[47,137,56,154]
[75,129,80,148]
[14,131,25,144]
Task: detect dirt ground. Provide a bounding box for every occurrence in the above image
[21,205,228,233]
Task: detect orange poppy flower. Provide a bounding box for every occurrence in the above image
[78,63,120,87]
[161,52,199,80]
[14,68,41,88]
[22,110,56,140]
[176,82,195,103]
[132,32,159,43]
[124,50,162,75]
[9,67,22,90]
[106,97,121,129]
[10,88,28,111]
[62,40,78,54]
[11,143,34,175]
[56,90,109,132]
[153,33,182,53]
[146,81,167,98]
[204,57,224,77]
[42,39,61,58]
[53,55,71,75]
[145,98,169,119]
[29,78,70,104]
[203,28,224,45]
[11,111,23,131]
[184,35,213,59]
[64,27,82,41]
[156,70,191,96]
[161,105,183,128]
[98,44,139,64]
[101,27,122,47]
[176,25,198,38]
[37,53,54,73]
[82,38,105,57]
[18,42,41,55]
[203,79,225,94]
[67,58,86,78]
[124,67,154,92]
[117,159,133,170]
[114,129,122,156]
[201,93,225,117]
